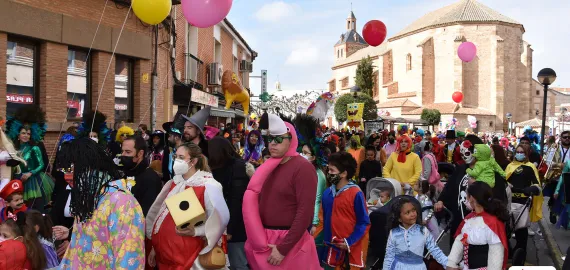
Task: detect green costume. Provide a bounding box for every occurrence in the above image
[466,144,506,188]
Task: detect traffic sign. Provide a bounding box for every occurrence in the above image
[261,69,267,93]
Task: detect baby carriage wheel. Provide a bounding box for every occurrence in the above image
[512,247,526,266]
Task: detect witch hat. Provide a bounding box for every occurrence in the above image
[181,107,211,134]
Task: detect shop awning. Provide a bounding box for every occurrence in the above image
[211,107,235,118]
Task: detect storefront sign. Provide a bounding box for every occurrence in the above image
[6,94,33,104]
[191,88,218,107]
[142,73,149,84]
[115,104,128,111]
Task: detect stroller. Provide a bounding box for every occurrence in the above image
[367,183,454,270]
[508,194,533,266]
[365,177,403,212]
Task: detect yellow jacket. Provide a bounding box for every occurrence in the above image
[383,152,422,187]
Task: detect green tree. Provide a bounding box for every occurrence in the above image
[355,56,375,96]
[420,109,441,129]
[333,93,378,122]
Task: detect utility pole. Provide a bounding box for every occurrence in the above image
[151,25,158,131]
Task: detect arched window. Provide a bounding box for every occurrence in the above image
[406,53,412,71]
[337,50,340,58]
[341,49,343,57]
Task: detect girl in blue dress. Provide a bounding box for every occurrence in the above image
[383,196,447,270]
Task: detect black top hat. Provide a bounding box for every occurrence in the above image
[445,130,457,139]
[162,122,182,136]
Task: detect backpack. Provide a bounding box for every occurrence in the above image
[423,153,441,185]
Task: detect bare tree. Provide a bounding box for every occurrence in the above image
[251,90,322,116]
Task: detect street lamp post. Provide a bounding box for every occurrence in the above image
[506,112,512,135]
[350,85,361,98]
[538,68,557,156]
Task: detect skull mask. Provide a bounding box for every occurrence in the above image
[460,140,474,164]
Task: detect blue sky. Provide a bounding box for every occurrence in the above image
[226,0,570,96]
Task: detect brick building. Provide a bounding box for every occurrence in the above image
[0,0,178,158]
[172,8,257,128]
[329,0,538,132]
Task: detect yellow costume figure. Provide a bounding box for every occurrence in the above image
[222,70,250,115]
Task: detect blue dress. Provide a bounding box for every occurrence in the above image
[383,224,447,270]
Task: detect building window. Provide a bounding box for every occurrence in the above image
[233,56,238,74]
[341,77,349,88]
[337,50,340,59]
[406,53,412,71]
[114,57,133,122]
[214,40,222,64]
[536,90,540,96]
[341,49,343,58]
[329,81,336,92]
[67,49,90,119]
[6,39,37,117]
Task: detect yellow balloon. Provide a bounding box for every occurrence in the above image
[132,0,172,25]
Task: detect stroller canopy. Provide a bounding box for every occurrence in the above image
[366,177,403,202]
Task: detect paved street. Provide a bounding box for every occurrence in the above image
[543,197,570,268]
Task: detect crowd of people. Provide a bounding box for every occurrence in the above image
[0,104,567,270]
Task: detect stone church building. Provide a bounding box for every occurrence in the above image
[329,0,536,132]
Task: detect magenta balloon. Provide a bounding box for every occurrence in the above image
[182,0,233,28]
[458,42,477,62]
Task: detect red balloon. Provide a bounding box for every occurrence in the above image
[452,91,464,103]
[362,20,387,47]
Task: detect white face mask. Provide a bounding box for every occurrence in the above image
[90,137,99,143]
[301,154,310,161]
[465,199,473,211]
[173,159,191,175]
[0,236,5,243]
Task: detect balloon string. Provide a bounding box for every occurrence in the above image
[91,5,132,133]
[46,0,110,171]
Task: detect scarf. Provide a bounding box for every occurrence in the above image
[242,122,299,252]
[145,170,213,237]
[504,161,543,222]
[396,135,412,163]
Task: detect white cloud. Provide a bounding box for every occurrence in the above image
[254,1,299,23]
[285,46,320,66]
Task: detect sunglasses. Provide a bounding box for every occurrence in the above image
[562,136,570,139]
[267,136,292,144]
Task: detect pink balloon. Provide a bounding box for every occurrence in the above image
[458,42,477,62]
[181,0,233,28]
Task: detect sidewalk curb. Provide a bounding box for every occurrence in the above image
[539,218,564,270]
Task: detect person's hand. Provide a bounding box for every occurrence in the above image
[554,193,559,200]
[56,240,69,258]
[148,248,156,267]
[267,244,284,266]
[361,178,367,183]
[53,226,70,240]
[310,226,317,236]
[175,226,195,237]
[227,234,232,241]
[434,201,444,212]
[20,172,32,181]
[446,267,459,270]
[334,240,348,250]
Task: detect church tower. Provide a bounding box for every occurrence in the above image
[334,10,368,61]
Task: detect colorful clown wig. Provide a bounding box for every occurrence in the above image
[115,126,134,143]
[397,124,409,136]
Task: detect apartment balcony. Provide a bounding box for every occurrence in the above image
[184,53,204,90]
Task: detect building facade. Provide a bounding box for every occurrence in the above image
[0,0,176,156]
[173,10,256,128]
[329,0,538,132]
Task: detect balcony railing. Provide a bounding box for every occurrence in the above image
[184,53,204,90]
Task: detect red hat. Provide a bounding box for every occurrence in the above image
[0,180,24,201]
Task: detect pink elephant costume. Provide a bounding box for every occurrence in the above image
[242,114,321,269]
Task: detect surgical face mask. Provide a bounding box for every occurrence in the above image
[120,156,136,170]
[173,159,191,175]
[301,154,310,161]
[327,174,341,185]
[90,137,99,143]
[515,153,526,162]
[388,138,395,144]
[0,236,5,243]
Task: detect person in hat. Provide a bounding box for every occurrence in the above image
[181,107,210,158]
[0,180,27,222]
[444,130,464,165]
[243,114,320,269]
[162,122,183,183]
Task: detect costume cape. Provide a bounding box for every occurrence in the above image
[505,161,543,222]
